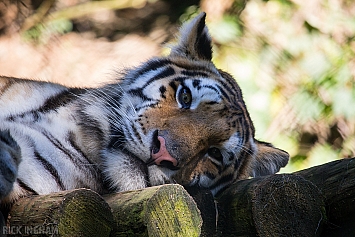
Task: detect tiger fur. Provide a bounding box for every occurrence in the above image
[0,13,289,207]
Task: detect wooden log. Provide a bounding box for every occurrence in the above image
[104,184,202,237]
[216,158,355,237]
[4,158,355,236]
[216,174,326,237]
[5,188,113,237]
[184,186,217,237]
[296,158,355,236]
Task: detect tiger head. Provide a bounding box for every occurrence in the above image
[113,12,289,196]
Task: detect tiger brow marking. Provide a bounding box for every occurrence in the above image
[34,150,65,190]
[192,79,201,88]
[181,70,209,78]
[201,85,220,95]
[131,58,172,78]
[128,66,175,100]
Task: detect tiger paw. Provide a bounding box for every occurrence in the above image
[0,130,21,200]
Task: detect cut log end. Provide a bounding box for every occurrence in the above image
[252,174,326,237]
[104,184,202,237]
[7,189,113,237]
[217,174,327,237]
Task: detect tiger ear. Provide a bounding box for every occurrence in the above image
[170,12,213,61]
[250,140,289,177]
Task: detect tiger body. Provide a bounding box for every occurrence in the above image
[0,13,289,206]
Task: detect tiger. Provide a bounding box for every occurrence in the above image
[0,12,289,209]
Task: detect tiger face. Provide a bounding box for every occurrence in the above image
[0,12,289,203]
[108,13,289,196]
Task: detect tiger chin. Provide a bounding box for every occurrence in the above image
[0,12,289,207]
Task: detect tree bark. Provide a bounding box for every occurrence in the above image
[3,158,355,236]
[4,184,202,237]
[216,157,355,237]
[104,184,202,237]
[4,188,113,237]
[296,158,355,236]
[216,174,326,237]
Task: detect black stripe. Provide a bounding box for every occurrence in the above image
[218,70,242,96]
[159,86,167,99]
[131,125,143,145]
[216,85,231,103]
[172,61,217,75]
[192,79,201,88]
[205,171,216,180]
[182,70,209,78]
[78,110,106,145]
[135,102,159,113]
[67,132,96,166]
[128,67,175,100]
[169,81,177,92]
[201,85,220,95]
[38,88,84,114]
[205,101,218,105]
[209,161,223,174]
[149,67,175,82]
[130,58,172,80]
[39,130,92,172]
[34,150,65,190]
[128,88,152,101]
[17,178,38,195]
[209,173,234,190]
[6,88,84,122]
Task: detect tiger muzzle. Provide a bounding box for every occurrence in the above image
[147,132,179,170]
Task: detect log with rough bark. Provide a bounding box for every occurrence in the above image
[104,184,202,237]
[3,158,355,236]
[4,188,113,237]
[3,184,202,237]
[216,157,355,237]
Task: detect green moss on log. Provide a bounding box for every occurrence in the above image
[104,184,202,237]
[8,189,113,237]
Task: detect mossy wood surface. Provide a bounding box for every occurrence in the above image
[217,174,325,237]
[7,188,113,237]
[104,184,202,237]
[296,158,355,236]
[5,185,202,237]
[4,158,355,237]
[217,158,355,237]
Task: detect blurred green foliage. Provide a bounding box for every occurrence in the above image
[197,0,355,171]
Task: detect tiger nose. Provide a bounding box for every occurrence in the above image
[151,136,178,168]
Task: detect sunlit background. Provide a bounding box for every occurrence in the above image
[0,0,354,172]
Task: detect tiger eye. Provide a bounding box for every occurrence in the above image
[208,147,223,161]
[181,89,191,103]
[178,87,192,108]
